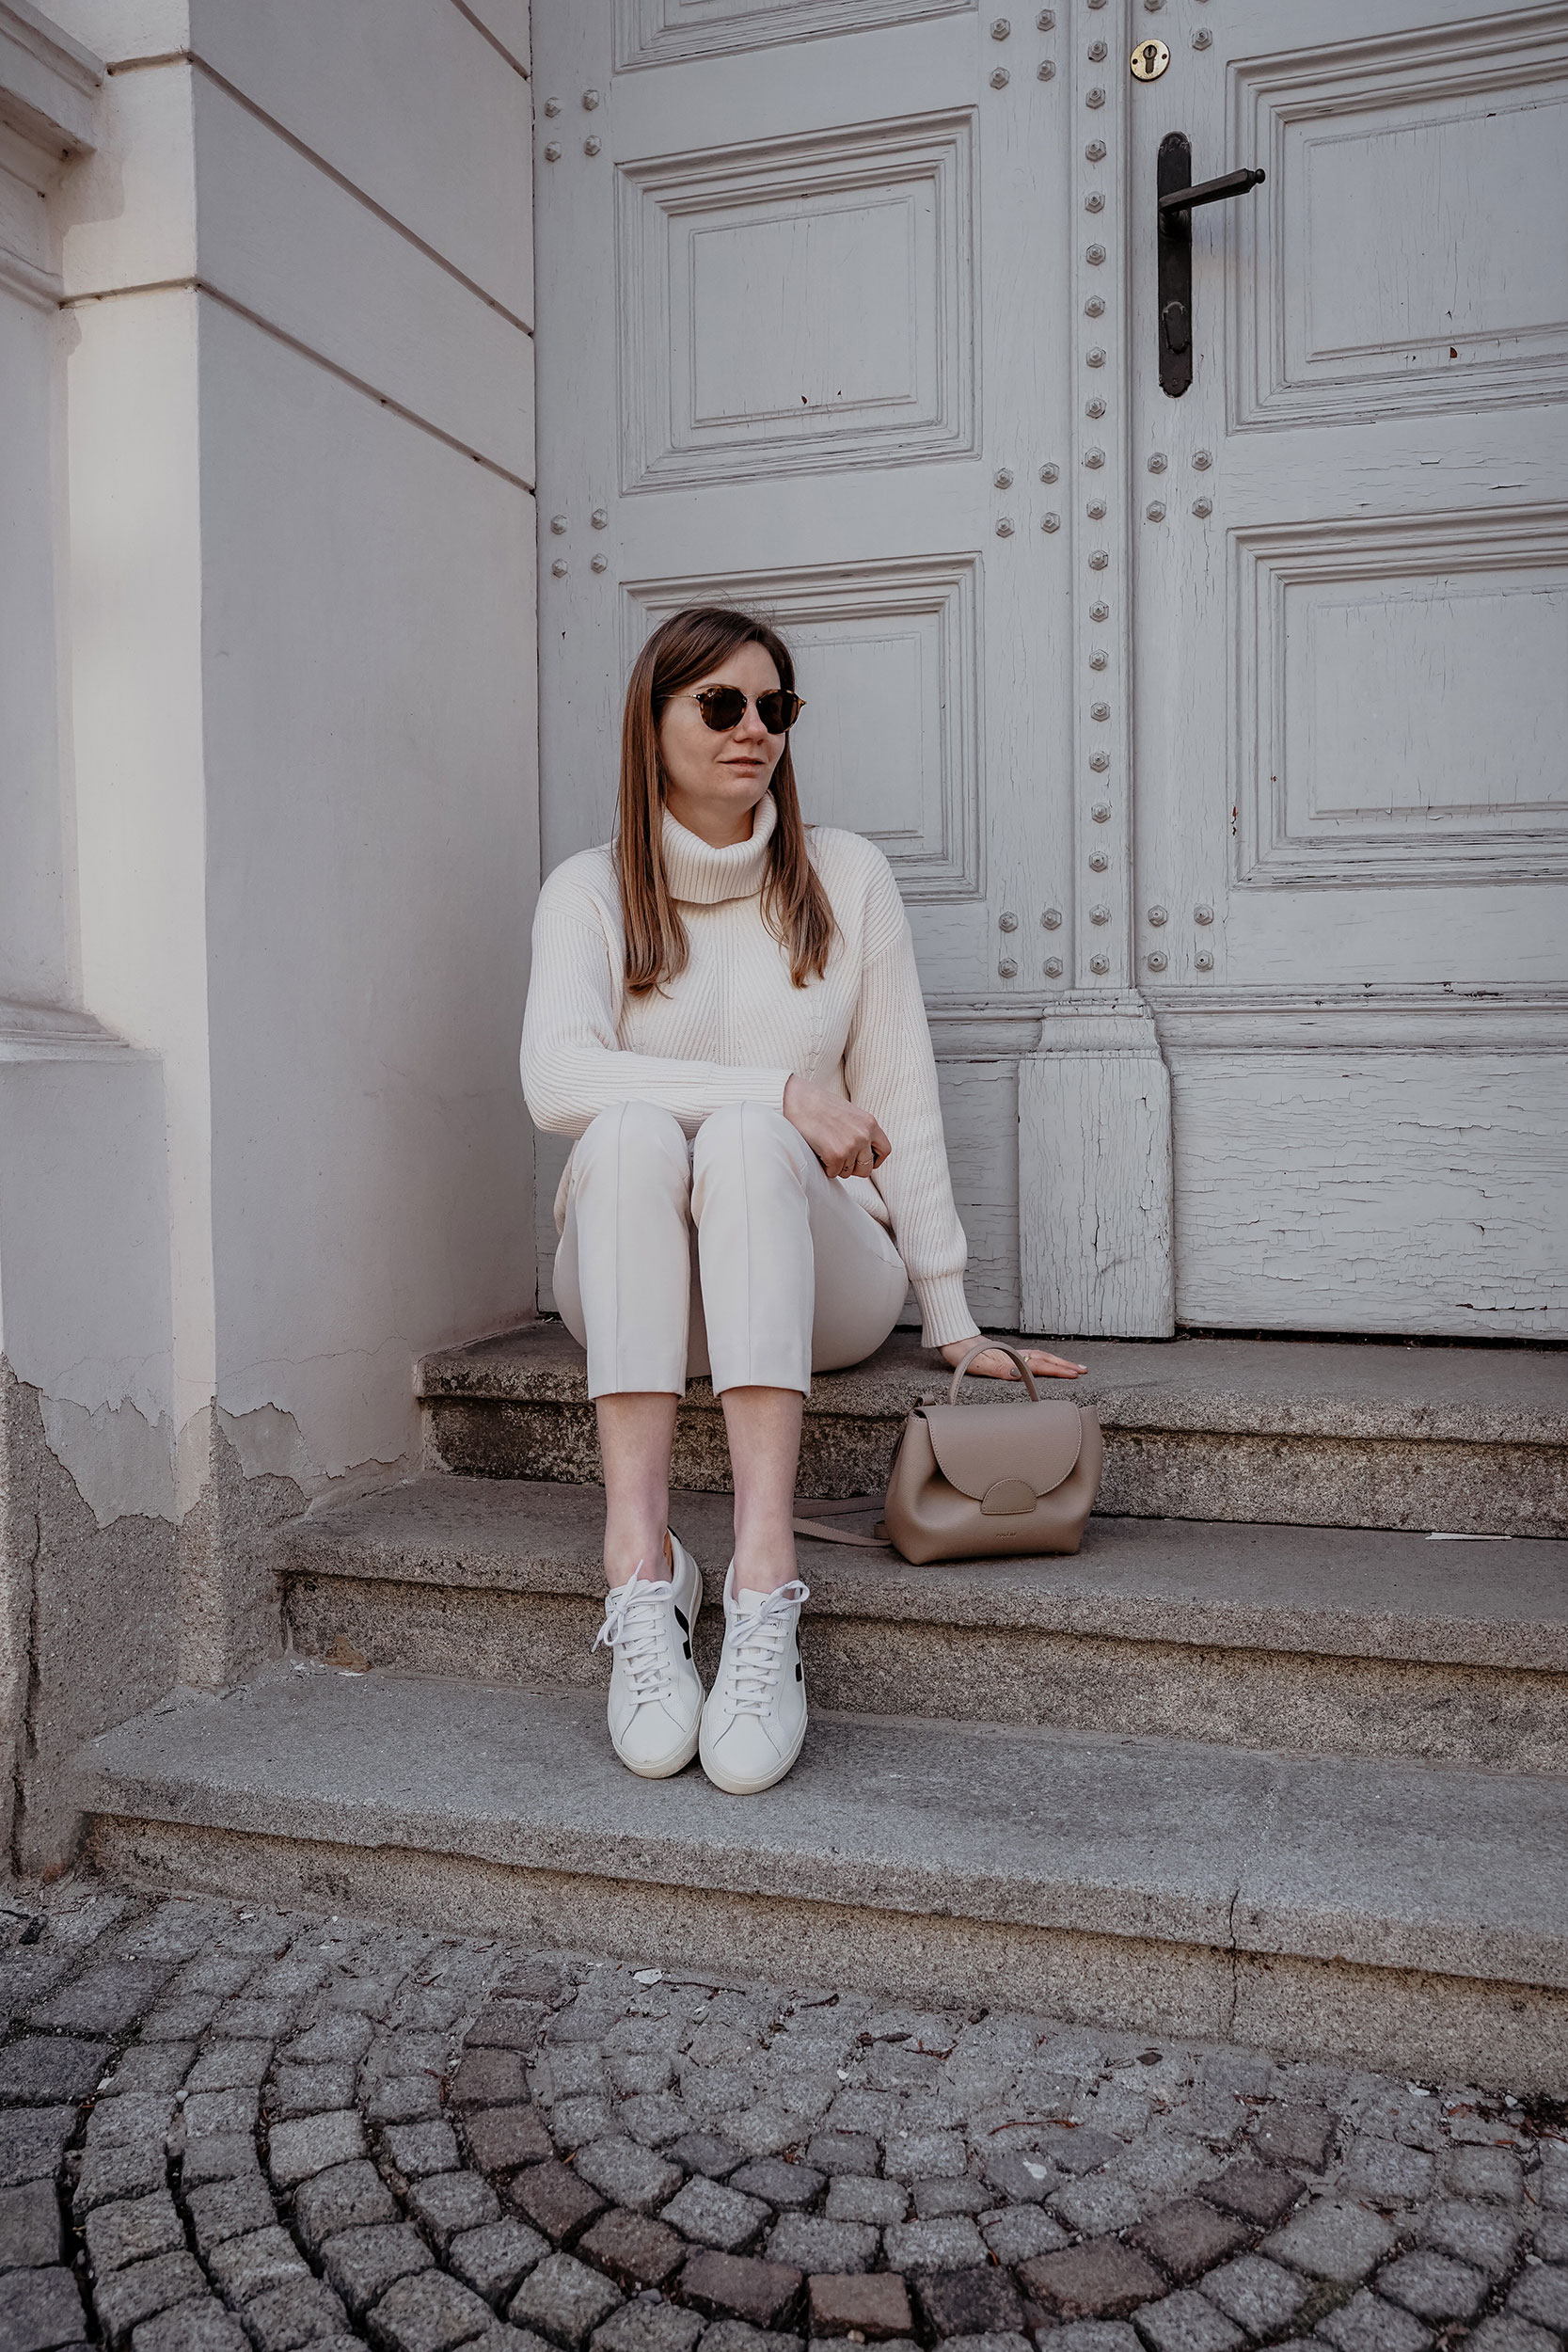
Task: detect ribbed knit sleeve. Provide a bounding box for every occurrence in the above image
[841,853,980,1350]
[521,883,791,1139]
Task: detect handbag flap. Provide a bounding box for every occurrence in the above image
[918,1400,1085,1502]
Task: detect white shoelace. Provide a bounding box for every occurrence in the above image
[726,1579,811,1716]
[594,1561,676,1703]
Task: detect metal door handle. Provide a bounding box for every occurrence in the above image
[1158,134,1264,397]
[1159,166,1265,217]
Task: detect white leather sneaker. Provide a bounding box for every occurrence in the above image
[593,1534,705,1778]
[698,1567,811,1795]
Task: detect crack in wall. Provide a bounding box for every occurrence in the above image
[9,1507,42,1879]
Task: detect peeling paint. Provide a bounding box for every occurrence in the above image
[217,1400,322,1494]
[39,1392,175,1530]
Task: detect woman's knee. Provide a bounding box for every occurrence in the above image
[577,1099,688,1166]
[694,1098,801,1173]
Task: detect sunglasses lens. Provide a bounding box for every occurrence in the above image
[757,691,801,731]
[696,687,748,731]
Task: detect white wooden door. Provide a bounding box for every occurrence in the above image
[530,0,1080,1327]
[1127,0,1568,1336]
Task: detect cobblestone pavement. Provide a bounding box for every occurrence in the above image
[2,1878,1564,2352]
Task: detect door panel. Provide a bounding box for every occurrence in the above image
[1130,0,1568,1335]
[532,0,1075,1322]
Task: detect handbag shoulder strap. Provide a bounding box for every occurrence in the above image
[946,1338,1040,1403]
[791,1515,891,1547]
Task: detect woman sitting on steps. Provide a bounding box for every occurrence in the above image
[521,604,1085,1797]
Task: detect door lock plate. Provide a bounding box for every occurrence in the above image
[1131,38,1169,81]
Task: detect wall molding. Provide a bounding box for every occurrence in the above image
[927,985,1568,1062]
[1150,985,1568,1057]
[0,0,101,165]
[614,0,974,72]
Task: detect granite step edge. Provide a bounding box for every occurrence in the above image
[71,1669,1568,1994]
[418,1327,1568,1449]
[277,1480,1568,1674]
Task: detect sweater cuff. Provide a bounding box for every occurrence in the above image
[913,1272,980,1351]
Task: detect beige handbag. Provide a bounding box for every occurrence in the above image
[792,1342,1102,1565]
[881,1340,1102,1563]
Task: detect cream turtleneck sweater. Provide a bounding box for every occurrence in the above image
[521,793,980,1348]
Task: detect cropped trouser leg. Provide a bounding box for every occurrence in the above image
[552,1099,910,1400]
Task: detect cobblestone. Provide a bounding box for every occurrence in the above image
[1419,2201,1526,2280]
[271,2109,368,2185]
[1446,2149,1526,2205]
[448,2216,549,2304]
[509,2249,624,2347]
[1135,2287,1246,2352]
[295,2161,402,2254]
[678,2250,803,2330]
[384,2122,462,2181]
[1375,2249,1488,2323]
[661,2176,771,2252]
[366,2266,497,2351]
[0,2265,87,2350]
[1507,2265,1568,2334]
[826,2176,909,2227]
[594,2303,705,2352]
[510,2162,607,2248]
[1316,2288,1434,2352]
[1198,2250,1307,2336]
[575,2138,685,2216]
[1132,2200,1250,2283]
[883,2216,989,2272]
[578,2207,687,2292]
[408,2169,501,2250]
[808,2271,913,2339]
[765,2212,879,2272]
[83,2190,186,2273]
[1020,2239,1166,2321]
[324,2222,436,2316]
[1,1877,1560,2352]
[206,2222,312,2303]
[94,2249,208,2344]
[187,2169,279,2247]
[1263,2199,1399,2283]
[0,2173,62,2266]
[1468,2319,1560,2352]
[911,2265,1026,2338]
[132,2298,251,2351]
[462,2104,554,2174]
[729,2162,822,2213]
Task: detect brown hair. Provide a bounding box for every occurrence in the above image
[617,605,834,997]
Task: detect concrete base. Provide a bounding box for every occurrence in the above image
[0,1364,179,1873]
[281,1477,1568,1772]
[420,1326,1568,1535]
[75,1666,1568,2089]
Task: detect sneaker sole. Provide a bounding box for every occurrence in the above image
[614,1716,703,1779]
[698,1708,807,1796]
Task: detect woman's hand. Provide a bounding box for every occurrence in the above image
[940,1338,1087,1381]
[783,1076,892,1181]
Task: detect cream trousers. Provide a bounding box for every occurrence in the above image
[553,1099,911,1399]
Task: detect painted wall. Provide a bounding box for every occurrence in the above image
[1,0,539,1866]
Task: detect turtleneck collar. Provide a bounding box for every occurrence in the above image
[660,789,777,907]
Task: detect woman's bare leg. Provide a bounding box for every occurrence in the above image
[597,1393,679,1589]
[722,1385,804,1595]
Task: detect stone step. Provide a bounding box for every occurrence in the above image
[279,1475,1568,1774]
[418,1325,1568,1537]
[75,1664,1568,2089]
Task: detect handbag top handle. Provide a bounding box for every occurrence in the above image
[946,1338,1041,1404]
